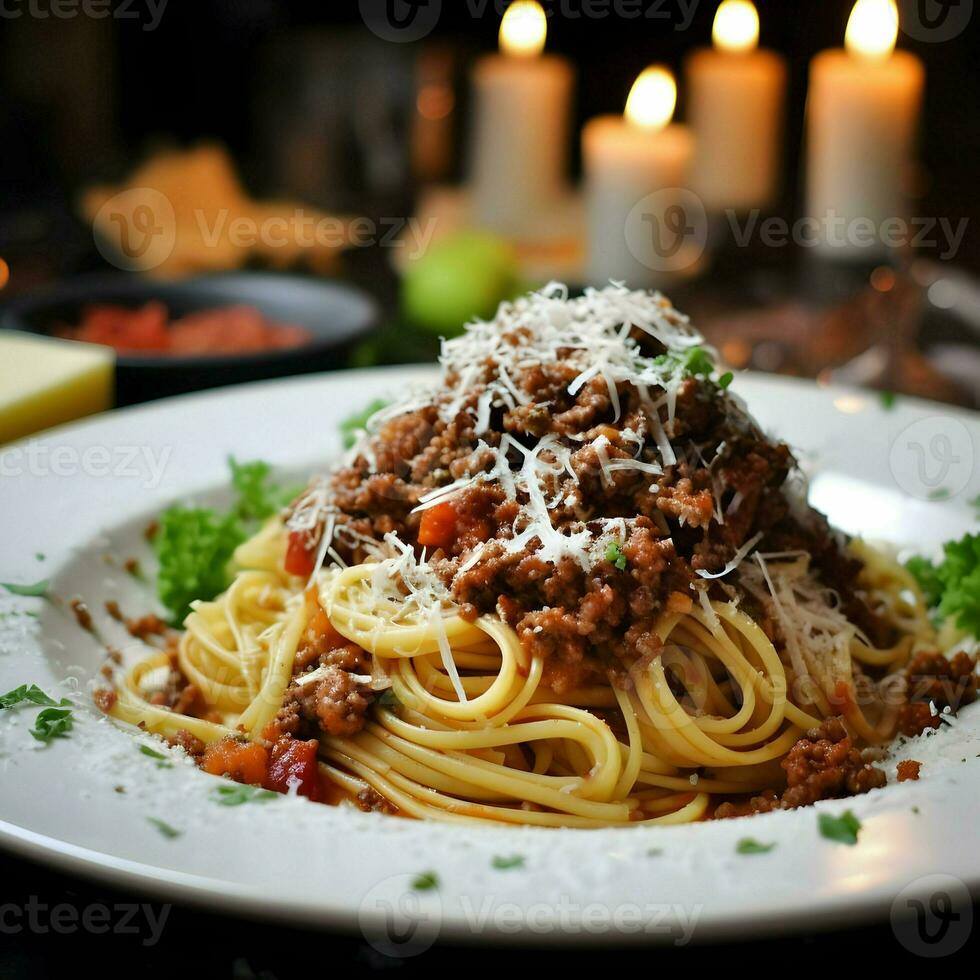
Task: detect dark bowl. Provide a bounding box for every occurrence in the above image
[0,271,380,405]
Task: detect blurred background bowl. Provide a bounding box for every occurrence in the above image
[0,271,380,405]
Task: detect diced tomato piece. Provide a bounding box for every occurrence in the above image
[201,738,269,785]
[265,737,321,801]
[285,530,316,577]
[418,501,458,550]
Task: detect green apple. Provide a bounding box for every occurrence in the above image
[402,232,521,336]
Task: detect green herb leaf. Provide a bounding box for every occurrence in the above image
[30,706,73,743]
[139,744,173,768]
[210,784,278,807]
[906,533,980,637]
[340,399,389,449]
[605,540,628,572]
[1,579,49,598]
[412,871,439,891]
[718,371,734,390]
[928,488,951,502]
[154,507,244,623]
[0,684,68,710]
[491,855,525,870]
[879,390,897,410]
[970,494,980,520]
[736,837,776,855]
[146,817,181,839]
[818,810,862,846]
[229,457,300,522]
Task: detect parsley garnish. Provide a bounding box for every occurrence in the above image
[228,457,300,522]
[906,533,980,636]
[210,784,278,807]
[139,744,173,768]
[491,855,525,870]
[154,459,300,622]
[879,390,897,410]
[647,847,664,857]
[147,817,181,839]
[818,810,862,846]
[0,579,49,598]
[341,399,389,449]
[718,371,734,390]
[928,488,951,502]
[0,684,66,709]
[606,540,628,571]
[971,494,980,520]
[30,706,73,743]
[736,837,776,855]
[412,871,439,891]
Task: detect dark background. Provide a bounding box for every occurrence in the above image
[2,0,978,276]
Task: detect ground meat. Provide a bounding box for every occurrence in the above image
[166,729,205,757]
[898,650,978,737]
[93,688,117,713]
[279,666,374,739]
[302,349,865,685]
[897,759,922,782]
[714,717,886,818]
[356,786,398,814]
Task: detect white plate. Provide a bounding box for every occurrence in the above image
[0,367,978,947]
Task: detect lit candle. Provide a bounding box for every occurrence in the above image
[806,0,924,259]
[469,1,574,238]
[583,66,695,287]
[685,0,787,212]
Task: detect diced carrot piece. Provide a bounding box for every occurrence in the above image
[418,501,458,549]
[201,738,269,785]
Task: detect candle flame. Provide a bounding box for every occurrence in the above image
[500,1,547,58]
[845,0,899,61]
[625,66,677,131]
[712,0,760,54]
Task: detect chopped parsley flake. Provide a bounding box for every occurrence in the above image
[491,855,525,870]
[0,579,49,598]
[210,784,278,807]
[606,540,628,571]
[736,837,776,855]
[139,745,173,768]
[412,871,439,891]
[818,810,862,846]
[30,706,73,743]
[928,488,951,502]
[879,391,897,410]
[147,817,181,839]
[0,684,67,709]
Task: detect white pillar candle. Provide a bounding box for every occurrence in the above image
[584,66,695,288]
[686,0,786,212]
[469,1,574,239]
[806,0,924,260]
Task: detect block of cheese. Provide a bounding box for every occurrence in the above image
[0,332,114,444]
